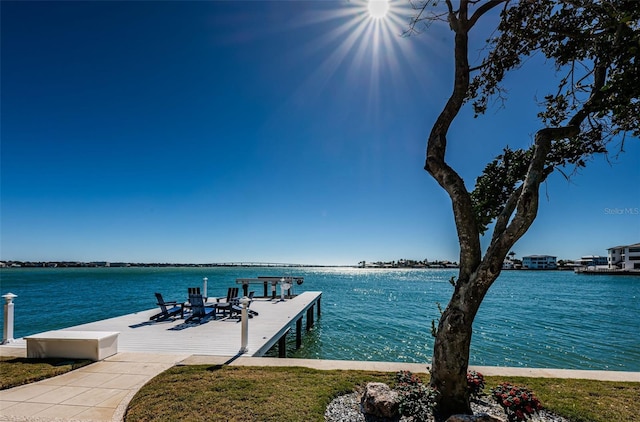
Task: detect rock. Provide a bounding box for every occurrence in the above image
[360,382,400,419]
[446,413,505,422]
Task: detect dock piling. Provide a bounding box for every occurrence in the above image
[296,317,302,349]
[306,306,315,331]
[278,328,290,358]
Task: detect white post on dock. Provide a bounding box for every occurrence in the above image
[239,296,250,353]
[279,278,291,302]
[2,293,17,344]
[280,278,285,301]
[203,277,208,300]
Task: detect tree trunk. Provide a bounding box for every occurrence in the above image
[430,269,497,419]
[430,303,474,417]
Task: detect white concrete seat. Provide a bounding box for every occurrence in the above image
[25,330,118,361]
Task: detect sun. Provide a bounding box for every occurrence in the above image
[368,0,390,19]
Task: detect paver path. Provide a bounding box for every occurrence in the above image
[0,352,190,422]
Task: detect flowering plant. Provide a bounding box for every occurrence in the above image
[396,370,423,385]
[466,370,485,397]
[394,371,439,419]
[491,382,543,422]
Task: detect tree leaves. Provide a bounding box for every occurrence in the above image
[467,0,639,232]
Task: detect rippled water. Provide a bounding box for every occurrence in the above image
[1,267,638,370]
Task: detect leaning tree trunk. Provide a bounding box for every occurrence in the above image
[429,269,495,418]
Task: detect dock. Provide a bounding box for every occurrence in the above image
[574,268,640,275]
[4,291,322,358]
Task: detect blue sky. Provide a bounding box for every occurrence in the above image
[1,1,638,266]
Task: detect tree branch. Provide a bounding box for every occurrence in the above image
[468,0,508,29]
[426,1,482,276]
[490,184,521,246]
[568,62,607,127]
[501,126,579,242]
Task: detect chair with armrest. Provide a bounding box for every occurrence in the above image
[185,293,217,323]
[216,287,239,317]
[150,293,183,321]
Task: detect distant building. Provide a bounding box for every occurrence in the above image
[579,255,608,267]
[522,255,557,269]
[608,243,640,270]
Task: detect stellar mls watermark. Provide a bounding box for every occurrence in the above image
[604,207,639,215]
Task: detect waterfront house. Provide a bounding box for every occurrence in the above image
[608,243,640,270]
[522,255,557,269]
[502,259,515,269]
[579,255,609,267]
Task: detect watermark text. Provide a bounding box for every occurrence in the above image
[604,207,639,215]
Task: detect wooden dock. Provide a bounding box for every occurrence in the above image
[18,292,322,358]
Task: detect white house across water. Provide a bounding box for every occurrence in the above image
[522,255,557,269]
[608,243,640,270]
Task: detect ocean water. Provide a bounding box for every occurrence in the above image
[0,267,638,371]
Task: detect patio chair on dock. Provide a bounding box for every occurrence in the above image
[150,293,183,321]
[230,291,259,319]
[216,287,239,317]
[185,293,217,323]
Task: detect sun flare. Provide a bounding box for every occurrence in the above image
[368,0,389,19]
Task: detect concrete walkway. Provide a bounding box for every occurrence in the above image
[0,351,189,422]
[1,349,639,422]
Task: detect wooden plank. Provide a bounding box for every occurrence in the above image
[55,291,322,357]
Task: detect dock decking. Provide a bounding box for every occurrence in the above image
[9,292,322,358]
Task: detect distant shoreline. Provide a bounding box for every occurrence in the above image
[0,261,350,269]
[3,261,629,273]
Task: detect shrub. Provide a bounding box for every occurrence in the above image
[467,370,485,397]
[396,370,423,385]
[491,382,543,422]
[394,371,439,419]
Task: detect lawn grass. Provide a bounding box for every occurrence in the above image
[125,365,399,422]
[2,359,638,421]
[125,365,640,422]
[0,356,92,390]
[485,376,640,422]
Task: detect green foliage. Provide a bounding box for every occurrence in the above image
[394,371,439,419]
[467,0,639,233]
[470,0,640,136]
[470,147,531,234]
[491,382,543,422]
[466,370,485,398]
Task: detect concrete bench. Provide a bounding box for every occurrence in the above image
[25,330,119,361]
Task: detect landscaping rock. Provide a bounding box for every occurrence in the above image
[361,382,400,419]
